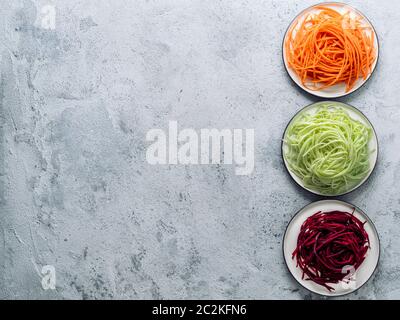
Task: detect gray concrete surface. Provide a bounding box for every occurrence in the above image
[1,0,400,300]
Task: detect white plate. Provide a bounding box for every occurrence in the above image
[283,199,380,297]
[283,2,379,98]
[282,101,378,196]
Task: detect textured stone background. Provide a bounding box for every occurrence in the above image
[1,0,399,300]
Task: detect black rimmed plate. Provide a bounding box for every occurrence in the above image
[283,199,380,297]
[282,101,378,197]
[283,2,379,99]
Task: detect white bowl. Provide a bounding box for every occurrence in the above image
[283,2,379,98]
[283,199,380,296]
[282,101,378,196]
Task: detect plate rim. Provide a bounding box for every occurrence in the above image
[281,100,379,197]
[282,1,380,99]
[282,199,381,297]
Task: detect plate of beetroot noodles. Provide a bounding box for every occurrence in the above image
[283,2,379,98]
[283,200,379,296]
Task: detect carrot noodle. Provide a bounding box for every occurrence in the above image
[285,5,376,92]
[293,210,370,291]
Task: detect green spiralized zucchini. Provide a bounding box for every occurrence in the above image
[284,103,372,195]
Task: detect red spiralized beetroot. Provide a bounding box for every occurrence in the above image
[292,210,370,291]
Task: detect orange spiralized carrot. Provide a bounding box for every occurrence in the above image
[285,5,376,92]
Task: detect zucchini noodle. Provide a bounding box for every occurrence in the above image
[284,103,372,195]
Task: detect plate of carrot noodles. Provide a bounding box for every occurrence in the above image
[283,3,378,98]
[283,199,380,296]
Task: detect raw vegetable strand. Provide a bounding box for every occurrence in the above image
[285,5,376,92]
[293,210,370,291]
[284,103,372,195]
